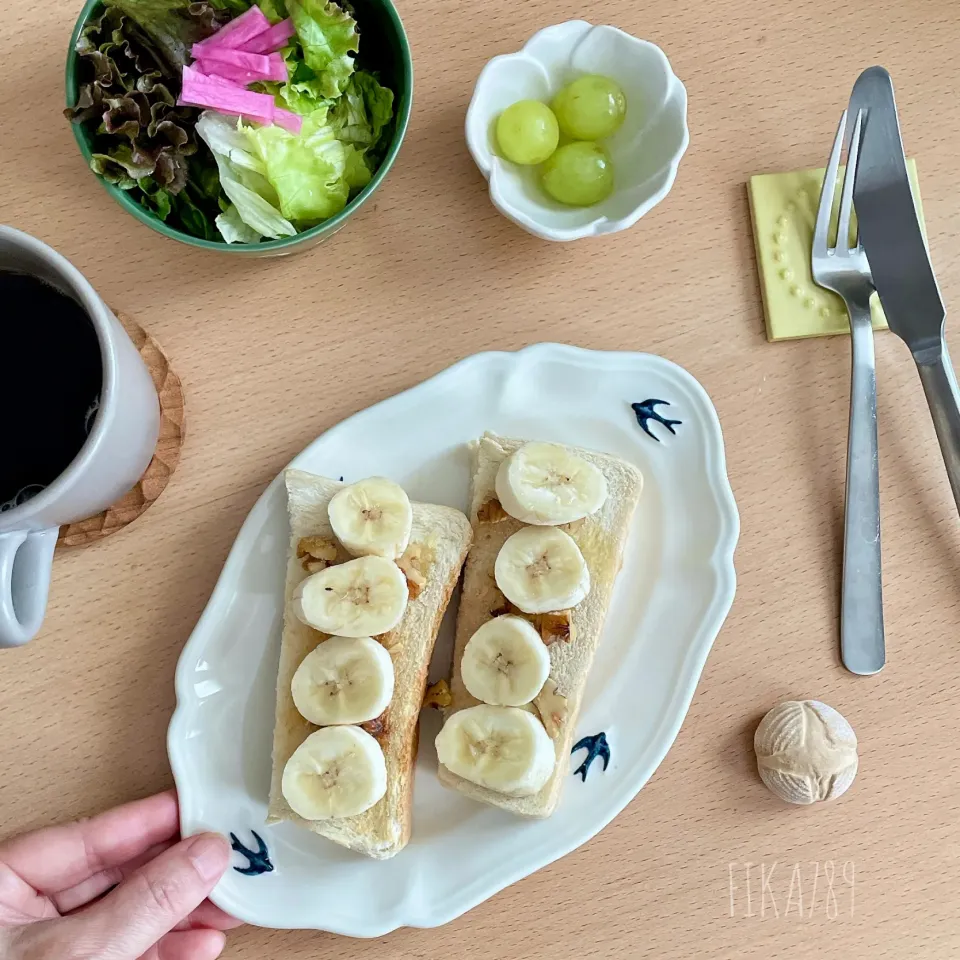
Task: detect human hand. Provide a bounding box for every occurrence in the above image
[0,790,240,960]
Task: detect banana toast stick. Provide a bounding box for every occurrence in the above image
[438,434,642,818]
[268,468,472,859]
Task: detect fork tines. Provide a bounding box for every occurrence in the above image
[814,109,866,258]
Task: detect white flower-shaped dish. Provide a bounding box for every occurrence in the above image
[466,21,689,241]
[168,344,738,935]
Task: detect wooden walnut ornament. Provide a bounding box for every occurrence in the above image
[754,700,858,805]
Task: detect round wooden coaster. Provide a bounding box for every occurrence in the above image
[57,312,185,549]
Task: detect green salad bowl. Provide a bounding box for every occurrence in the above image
[65,0,412,256]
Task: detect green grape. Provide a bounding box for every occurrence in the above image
[541,142,614,207]
[496,100,559,165]
[552,75,627,141]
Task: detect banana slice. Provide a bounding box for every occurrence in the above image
[293,555,408,637]
[495,442,608,525]
[461,615,550,706]
[291,636,394,725]
[328,477,412,559]
[494,526,590,614]
[435,704,556,796]
[282,726,387,820]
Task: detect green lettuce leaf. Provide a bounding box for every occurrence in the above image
[254,48,330,115]
[216,204,262,242]
[188,151,222,200]
[280,59,331,113]
[245,106,349,221]
[171,188,219,239]
[138,176,173,219]
[286,0,358,99]
[355,72,393,144]
[257,0,287,21]
[207,0,253,15]
[195,110,296,239]
[91,147,152,187]
[343,144,371,193]
[330,70,393,150]
[279,78,327,114]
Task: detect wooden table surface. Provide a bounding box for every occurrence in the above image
[3,0,960,956]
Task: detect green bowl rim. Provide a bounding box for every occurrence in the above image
[64,0,413,253]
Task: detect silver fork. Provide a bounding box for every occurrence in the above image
[811,109,884,676]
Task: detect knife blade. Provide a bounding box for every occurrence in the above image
[849,66,960,514]
[850,66,945,361]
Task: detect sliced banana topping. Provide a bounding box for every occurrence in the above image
[461,615,550,706]
[292,555,409,637]
[281,726,387,820]
[494,526,590,614]
[291,636,395,726]
[328,477,413,559]
[435,704,556,797]
[495,442,608,525]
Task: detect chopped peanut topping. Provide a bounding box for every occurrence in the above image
[423,678,453,710]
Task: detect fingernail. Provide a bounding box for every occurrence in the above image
[190,833,230,882]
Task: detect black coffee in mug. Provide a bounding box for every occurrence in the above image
[0,271,102,511]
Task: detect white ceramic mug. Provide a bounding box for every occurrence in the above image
[0,226,160,647]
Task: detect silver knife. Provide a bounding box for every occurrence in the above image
[849,67,960,512]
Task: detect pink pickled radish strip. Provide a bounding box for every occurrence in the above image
[192,5,270,55]
[182,63,243,88]
[242,18,296,54]
[193,4,269,53]
[188,64,264,89]
[177,93,275,126]
[181,60,275,104]
[194,52,286,84]
[191,46,274,74]
[274,108,303,134]
[194,59,261,85]
[180,66,276,122]
[263,52,287,81]
[243,52,286,82]
[180,78,274,114]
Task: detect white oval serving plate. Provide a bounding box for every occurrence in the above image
[168,343,739,935]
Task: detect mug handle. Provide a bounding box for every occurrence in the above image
[0,528,59,648]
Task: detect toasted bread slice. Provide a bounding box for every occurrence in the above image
[438,433,643,818]
[267,468,472,859]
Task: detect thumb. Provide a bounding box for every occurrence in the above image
[62,833,231,959]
